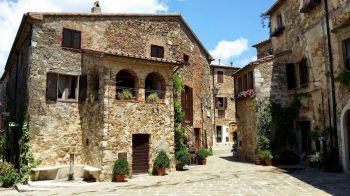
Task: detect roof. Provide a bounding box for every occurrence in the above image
[210,64,240,70]
[233,55,274,75]
[82,49,182,65]
[252,39,271,48]
[264,0,287,15]
[1,12,212,81]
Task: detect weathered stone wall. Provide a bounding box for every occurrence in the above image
[212,65,238,145]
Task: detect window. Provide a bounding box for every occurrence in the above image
[215,97,227,110]
[183,54,189,65]
[247,71,254,90]
[46,73,86,102]
[299,58,309,86]
[151,45,164,58]
[238,77,243,93]
[181,86,193,122]
[343,38,350,70]
[62,28,81,49]
[286,63,297,90]
[216,126,222,143]
[243,74,247,91]
[277,14,283,29]
[217,71,224,83]
[116,70,138,100]
[300,0,321,13]
[145,72,165,101]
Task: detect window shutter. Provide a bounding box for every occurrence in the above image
[46,72,58,102]
[62,29,71,48]
[158,46,164,58]
[286,63,297,90]
[189,87,193,122]
[73,31,81,49]
[224,97,228,109]
[79,75,87,102]
[181,90,186,111]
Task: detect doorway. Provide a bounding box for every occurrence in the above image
[299,121,311,153]
[132,134,149,174]
[346,112,350,169]
[216,126,222,143]
[194,128,201,149]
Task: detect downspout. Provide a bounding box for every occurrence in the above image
[324,0,339,161]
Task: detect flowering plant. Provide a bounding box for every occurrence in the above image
[308,152,321,163]
[236,89,256,100]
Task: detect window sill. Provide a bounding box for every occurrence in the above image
[62,47,82,53]
[57,99,78,103]
[115,99,142,103]
[270,26,285,37]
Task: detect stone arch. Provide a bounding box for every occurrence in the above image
[340,100,350,171]
[145,72,166,100]
[115,69,139,99]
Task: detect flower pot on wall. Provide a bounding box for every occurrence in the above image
[114,174,125,182]
[156,168,166,176]
[199,159,207,165]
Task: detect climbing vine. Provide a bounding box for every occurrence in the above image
[173,74,186,152]
[335,70,350,87]
[255,98,272,152]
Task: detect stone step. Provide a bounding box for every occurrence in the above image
[16,184,50,192]
[27,180,99,189]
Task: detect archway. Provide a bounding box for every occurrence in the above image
[145,72,165,100]
[115,69,138,99]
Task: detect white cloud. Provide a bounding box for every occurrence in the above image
[210,38,249,65]
[234,56,258,67]
[0,0,168,75]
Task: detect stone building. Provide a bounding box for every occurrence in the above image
[211,64,239,146]
[0,4,214,180]
[235,0,350,170]
[234,40,274,160]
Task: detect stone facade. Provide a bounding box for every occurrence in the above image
[1,11,213,180]
[211,65,239,146]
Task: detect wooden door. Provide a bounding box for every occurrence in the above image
[194,129,200,149]
[132,134,149,174]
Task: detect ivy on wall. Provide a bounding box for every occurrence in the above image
[335,70,350,87]
[173,74,186,152]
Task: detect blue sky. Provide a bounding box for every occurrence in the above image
[0,0,276,74]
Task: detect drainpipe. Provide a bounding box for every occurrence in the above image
[324,0,339,162]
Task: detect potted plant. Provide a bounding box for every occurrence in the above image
[146,93,160,103]
[260,150,273,166]
[113,157,129,182]
[117,89,134,100]
[153,151,170,176]
[256,150,264,165]
[175,148,191,171]
[197,148,209,165]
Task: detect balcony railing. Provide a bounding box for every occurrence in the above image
[116,86,137,100]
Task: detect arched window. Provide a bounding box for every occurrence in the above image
[145,72,165,101]
[116,70,138,100]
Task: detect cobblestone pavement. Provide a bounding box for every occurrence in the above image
[4,147,350,195]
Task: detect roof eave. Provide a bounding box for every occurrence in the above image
[264,0,287,16]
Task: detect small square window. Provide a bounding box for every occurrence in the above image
[151,45,164,58]
[57,75,78,101]
[62,28,81,49]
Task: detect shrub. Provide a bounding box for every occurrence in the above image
[257,150,273,160]
[113,157,129,175]
[197,148,209,160]
[176,148,191,167]
[146,93,160,103]
[154,151,170,169]
[208,147,213,156]
[117,89,134,100]
[274,150,299,165]
[0,161,19,188]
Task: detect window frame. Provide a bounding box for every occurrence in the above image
[217,71,224,84]
[57,74,79,102]
[151,45,165,58]
[62,28,81,49]
[238,77,243,93]
[243,74,248,91]
[299,58,309,86]
[343,38,350,70]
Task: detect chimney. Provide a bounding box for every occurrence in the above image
[91,1,101,13]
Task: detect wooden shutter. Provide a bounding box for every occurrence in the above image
[73,31,81,49]
[62,29,71,48]
[224,97,228,109]
[46,72,58,102]
[248,71,254,89]
[158,46,164,58]
[181,90,186,111]
[79,75,87,102]
[188,87,193,122]
[215,97,219,109]
[299,58,309,85]
[217,71,223,83]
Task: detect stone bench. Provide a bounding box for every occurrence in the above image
[31,165,101,182]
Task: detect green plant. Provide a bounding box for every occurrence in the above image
[113,157,129,175]
[175,126,186,152]
[146,93,160,103]
[117,89,134,100]
[153,151,170,169]
[257,150,273,160]
[176,148,191,167]
[208,147,213,156]
[196,148,209,160]
[335,70,350,86]
[0,161,19,188]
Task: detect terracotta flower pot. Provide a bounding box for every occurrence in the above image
[156,168,166,176]
[114,174,125,182]
[256,159,263,165]
[265,159,273,166]
[199,159,207,165]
